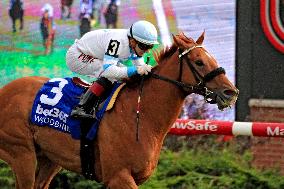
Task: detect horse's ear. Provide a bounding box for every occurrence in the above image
[179,31,185,37]
[196,31,205,45]
[172,34,179,45]
[172,34,183,47]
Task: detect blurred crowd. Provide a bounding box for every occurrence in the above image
[180,94,219,120]
[8,0,120,54]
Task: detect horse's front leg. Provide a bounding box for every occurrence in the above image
[35,154,61,189]
[8,144,37,189]
[106,169,138,189]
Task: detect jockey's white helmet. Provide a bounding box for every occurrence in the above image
[128,20,159,45]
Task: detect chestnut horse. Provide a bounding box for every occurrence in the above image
[0,32,238,189]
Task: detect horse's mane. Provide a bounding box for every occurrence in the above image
[126,40,178,88]
[154,33,196,64]
[154,44,178,64]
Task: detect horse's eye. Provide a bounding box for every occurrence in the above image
[195,60,204,66]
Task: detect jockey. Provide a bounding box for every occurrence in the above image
[66,20,159,119]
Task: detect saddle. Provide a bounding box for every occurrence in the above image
[72,77,126,111]
[72,77,91,87]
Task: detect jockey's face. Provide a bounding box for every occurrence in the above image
[129,38,153,57]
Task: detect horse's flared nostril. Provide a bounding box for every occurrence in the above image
[223,89,238,98]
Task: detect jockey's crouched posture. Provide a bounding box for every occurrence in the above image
[66,20,158,119]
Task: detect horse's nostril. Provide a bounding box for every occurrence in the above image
[223,89,237,97]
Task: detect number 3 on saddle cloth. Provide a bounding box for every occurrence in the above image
[30,77,125,140]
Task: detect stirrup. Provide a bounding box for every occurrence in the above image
[71,107,96,119]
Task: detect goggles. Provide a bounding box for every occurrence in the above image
[136,41,154,51]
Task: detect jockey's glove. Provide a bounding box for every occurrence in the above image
[137,64,152,75]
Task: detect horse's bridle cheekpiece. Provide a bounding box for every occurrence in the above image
[150,45,226,104]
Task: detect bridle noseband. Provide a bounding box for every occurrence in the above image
[150,45,226,104]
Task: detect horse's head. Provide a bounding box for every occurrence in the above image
[171,32,238,110]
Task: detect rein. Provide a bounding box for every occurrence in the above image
[135,45,225,141]
[149,72,197,91]
[149,45,226,103]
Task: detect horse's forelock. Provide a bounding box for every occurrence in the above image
[173,34,196,50]
[180,32,194,42]
[154,33,199,64]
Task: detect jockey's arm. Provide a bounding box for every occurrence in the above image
[132,57,152,74]
[100,55,138,80]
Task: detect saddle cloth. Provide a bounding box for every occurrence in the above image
[30,77,124,140]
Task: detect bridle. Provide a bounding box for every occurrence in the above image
[135,45,226,140]
[149,45,226,104]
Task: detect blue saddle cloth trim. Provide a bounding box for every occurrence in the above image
[86,82,122,140]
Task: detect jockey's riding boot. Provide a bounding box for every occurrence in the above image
[71,89,98,119]
[71,77,113,119]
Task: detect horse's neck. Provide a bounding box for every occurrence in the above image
[142,51,186,135]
